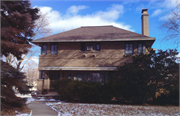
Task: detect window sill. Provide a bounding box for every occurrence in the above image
[79,50,100,53]
[39,54,58,57]
[39,54,46,56]
[123,54,135,57]
[50,54,58,56]
[123,53,147,57]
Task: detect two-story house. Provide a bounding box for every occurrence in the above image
[32,9,155,94]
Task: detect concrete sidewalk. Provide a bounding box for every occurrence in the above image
[27,101,58,116]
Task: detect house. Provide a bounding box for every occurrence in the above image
[32,9,155,94]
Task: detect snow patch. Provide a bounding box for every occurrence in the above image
[15,110,32,116]
[35,97,60,102]
[26,97,35,104]
[45,102,180,116]
[16,94,32,98]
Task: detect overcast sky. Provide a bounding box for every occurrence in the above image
[29,0,180,64]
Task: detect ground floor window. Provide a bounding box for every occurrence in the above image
[68,72,109,83]
[39,70,48,79]
[49,71,60,80]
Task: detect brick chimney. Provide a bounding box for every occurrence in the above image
[141,9,149,36]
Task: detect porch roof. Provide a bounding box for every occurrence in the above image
[39,67,117,71]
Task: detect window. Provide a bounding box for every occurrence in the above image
[81,43,100,51]
[50,43,58,55]
[39,71,48,79]
[49,71,60,80]
[137,43,146,54]
[125,43,134,55]
[68,72,108,83]
[81,43,86,51]
[41,44,47,55]
[87,44,94,51]
[96,43,100,51]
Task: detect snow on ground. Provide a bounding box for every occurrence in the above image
[15,95,58,116]
[35,97,60,102]
[26,97,60,104]
[16,94,32,98]
[20,95,180,116]
[26,97,35,104]
[46,102,180,116]
[15,110,32,116]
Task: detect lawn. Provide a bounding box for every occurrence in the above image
[46,101,180,116]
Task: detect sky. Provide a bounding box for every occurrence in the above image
[28,0,180,64]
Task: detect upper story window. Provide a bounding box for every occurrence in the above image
[95,43,100,51]
[50,43,58,55]
[137,43,146,54]
[81,43,100,51]
[125,43,134,55]
[87,44,94,51]
[41,44,47,55]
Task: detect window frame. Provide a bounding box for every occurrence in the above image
[86,43,94,51]
[41,44,47,55]
[49,71,60,80]
[125,42,134,55]
[81,42,101,51]
[95,43,100,51]
[39,70,47,79]
[137,42,146,54]
[50,43,58,55]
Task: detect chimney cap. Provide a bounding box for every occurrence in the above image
[142,9,148,13]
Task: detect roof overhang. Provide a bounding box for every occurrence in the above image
[39,67,117,71]
[32,37,156,45]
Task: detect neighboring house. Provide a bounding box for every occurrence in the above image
[32,9,155,94]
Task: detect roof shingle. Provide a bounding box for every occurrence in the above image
[32,25,155,43]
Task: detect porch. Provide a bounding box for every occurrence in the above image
[37,69,115,95]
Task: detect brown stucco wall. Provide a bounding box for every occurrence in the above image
[37,79,43,94]
[39,41,146,69]
[37,78,50,94]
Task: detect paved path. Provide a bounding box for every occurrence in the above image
[27,101,58,116]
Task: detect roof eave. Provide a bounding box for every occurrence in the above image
[32,37,156,44]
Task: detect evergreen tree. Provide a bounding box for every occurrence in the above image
[1,61,28,108]
[1,1,39,60]
[1,0,40,109]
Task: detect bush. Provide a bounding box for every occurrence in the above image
[155,87,179,105]
[52,78,152,104]
[52,79,111,103]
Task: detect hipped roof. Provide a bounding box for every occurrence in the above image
[32,25,155,44]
